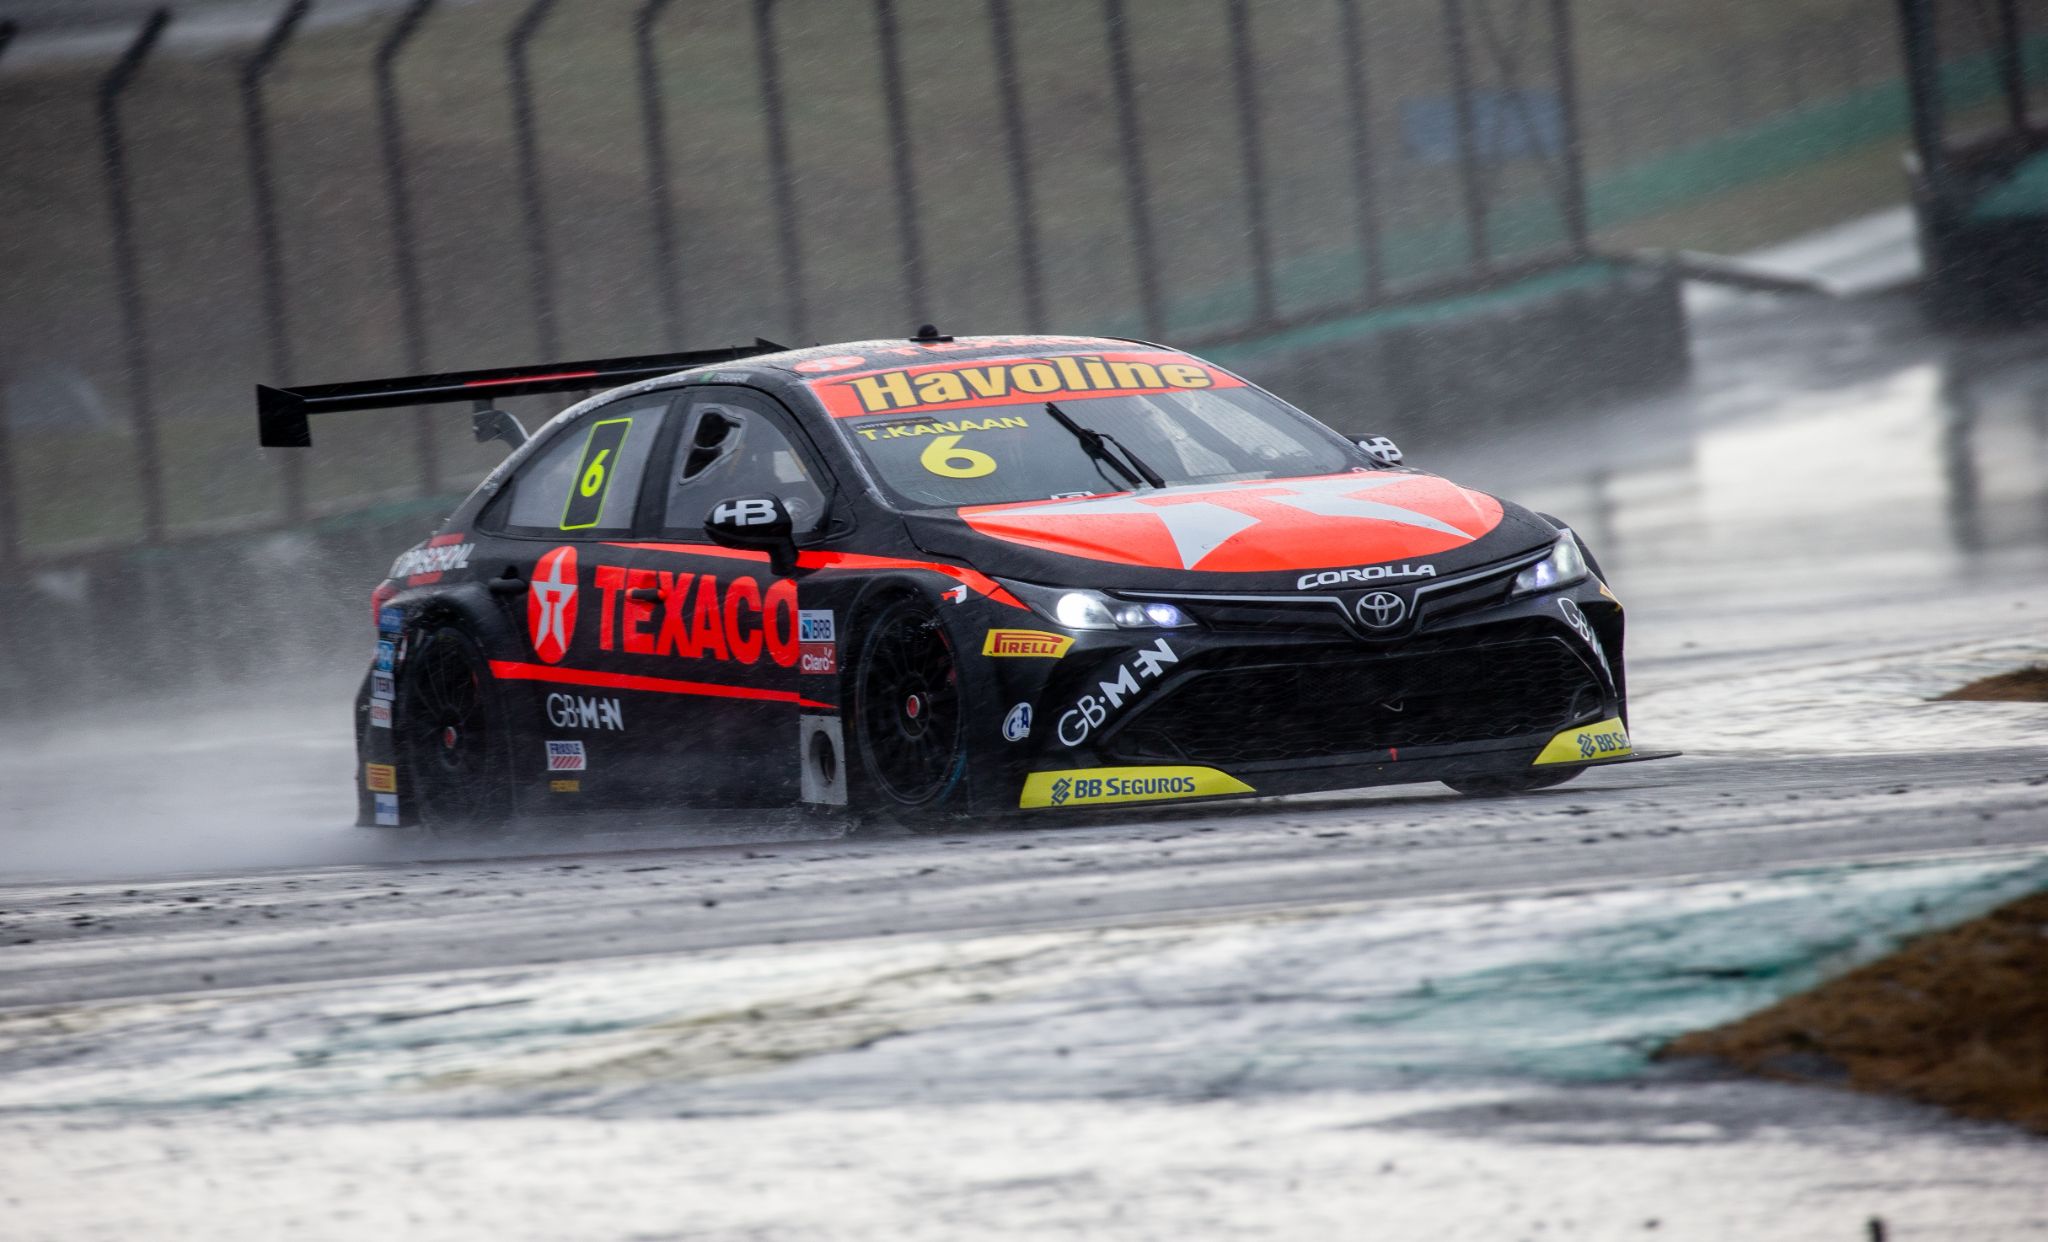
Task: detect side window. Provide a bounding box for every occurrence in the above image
[662,390,829,536]
[501,396,669,534]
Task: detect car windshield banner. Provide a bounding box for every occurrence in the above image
[806,351,1245,419]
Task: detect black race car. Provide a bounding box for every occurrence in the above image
[258,330,1657,829]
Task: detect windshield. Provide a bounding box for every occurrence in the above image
[809,351,1361,509]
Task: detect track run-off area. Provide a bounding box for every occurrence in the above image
[3,219,2046,1238]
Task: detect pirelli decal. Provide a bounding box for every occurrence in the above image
[812,352,1243,418]
[982,629,1073,658]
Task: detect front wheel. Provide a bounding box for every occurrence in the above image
[851,597,968,823]
[1444,767,1583,797]
[397,626,514,831]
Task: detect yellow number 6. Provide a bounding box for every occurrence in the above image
[920,434,995,479]
[579,449,612,497]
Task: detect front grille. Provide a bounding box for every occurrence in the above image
[1107,637,1600,766]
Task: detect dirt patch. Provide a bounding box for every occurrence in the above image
[1939,666,2048,702]
[1658,891,2048,1134]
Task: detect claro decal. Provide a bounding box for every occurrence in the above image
[810,351,1244,418]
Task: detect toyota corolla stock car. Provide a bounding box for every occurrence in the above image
[256,331,1661,829]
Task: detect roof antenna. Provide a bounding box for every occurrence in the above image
[911,323,954,343]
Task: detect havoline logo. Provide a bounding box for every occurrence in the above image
[1019,765,1252,809]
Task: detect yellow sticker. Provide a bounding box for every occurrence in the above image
[1019,766,1252,809]
[364,763,397,793]
[1533,717,1633,766]
[982,629,1074,658]
[550,779,581,793]
[919,433,998,478]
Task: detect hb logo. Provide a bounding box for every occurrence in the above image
[711,498,779,527]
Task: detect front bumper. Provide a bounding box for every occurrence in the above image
[970,562,1633,812]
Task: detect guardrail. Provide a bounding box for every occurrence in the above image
[0,0,2036,569]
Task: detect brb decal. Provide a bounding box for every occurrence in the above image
[961,473,1503,574]
[529,546,580,664]
[798,610,837,675]
[1057,639,1178,748]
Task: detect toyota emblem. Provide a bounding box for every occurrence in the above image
[1353,590,1408,630]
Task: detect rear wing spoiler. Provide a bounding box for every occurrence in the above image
[256,340,788,447]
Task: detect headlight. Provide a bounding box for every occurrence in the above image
[1001,580,1195,631]
[1512,533,1589,596]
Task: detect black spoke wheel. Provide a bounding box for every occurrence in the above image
[397,626,513,830]
[854,598,966,812]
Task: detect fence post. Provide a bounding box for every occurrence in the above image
[1102,0,1164,338]
[0,19,18,566]
[374,0,439,494]
[1993,0,2026,133]
[1895,0,1947,204]
[1547,0,1590,256]
[241,0,311,525]
[1440,0,1491,272]
[986,0,1047,331]
[873,0,929,322]
[1332,0,1384,304]
[98,9,171,545]
[509,0,560,357]
[1224,0,1276,327]
[634,0,683,345]
[753,0,808,340]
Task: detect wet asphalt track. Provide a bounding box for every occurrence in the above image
[2,224,2046,1238]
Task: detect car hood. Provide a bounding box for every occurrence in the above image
[903,470,1560,592]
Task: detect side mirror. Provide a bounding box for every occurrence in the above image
[472,407,528,452]
[1356,435,1402,468]
[705,494,798,576]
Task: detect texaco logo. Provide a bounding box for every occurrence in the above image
[528,546,579,664]
[1353,590,1407,630]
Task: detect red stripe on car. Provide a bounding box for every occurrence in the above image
[488,661,835,710]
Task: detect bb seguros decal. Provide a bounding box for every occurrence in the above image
[812,352,1243,418]
[1019,765,1252,809]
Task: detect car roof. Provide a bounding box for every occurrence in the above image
[742,334,1178,374]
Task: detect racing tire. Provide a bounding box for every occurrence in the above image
[850,596,969,828]
[396,625,515,832]
[1444,767,1584,797]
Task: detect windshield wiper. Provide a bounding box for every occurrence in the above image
[1043,401,1166,490]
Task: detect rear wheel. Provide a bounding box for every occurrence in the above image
[852,597,967,823]
[1444,767,1583,797]
[397,626,514,831]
